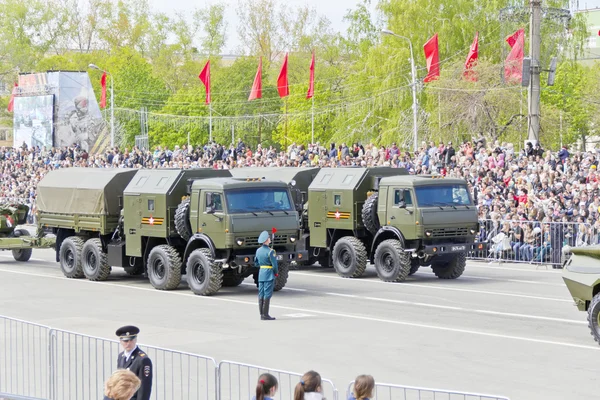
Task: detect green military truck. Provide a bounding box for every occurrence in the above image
[562,245,600,345]
[36,168,305,295]
[0,203,55,261]
[235,167,482,282]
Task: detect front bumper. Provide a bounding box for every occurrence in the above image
[422,242,486,256]
[234,250,309,266]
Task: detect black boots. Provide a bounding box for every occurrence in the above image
[258,298,264,319]
[261,298,276,320]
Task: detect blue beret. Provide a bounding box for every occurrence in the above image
[258,231,270,244]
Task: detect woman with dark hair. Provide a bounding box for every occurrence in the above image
[294,370,324,400]
[252,373,278,400]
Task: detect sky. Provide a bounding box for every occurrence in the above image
[146,0,378,54]
[145,0,600,54]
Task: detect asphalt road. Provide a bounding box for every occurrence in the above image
[0,248,597,400]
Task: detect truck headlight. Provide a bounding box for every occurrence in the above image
[236,238,244,246]
[289,236,296,243]
[425,231,432,237]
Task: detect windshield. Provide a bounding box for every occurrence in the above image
[415,184,472,206]
[225,188,294,213]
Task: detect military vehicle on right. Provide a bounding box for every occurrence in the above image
[562,245,600,345]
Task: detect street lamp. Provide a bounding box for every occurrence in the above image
[381,29,419,153]
[88,63,114,148]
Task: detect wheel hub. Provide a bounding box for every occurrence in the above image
[193,262,206,284]
[153,259,165,279]
[382,253,395,273]
[66,251,75,269]
[86,252,97,271]
[340,249,352,268]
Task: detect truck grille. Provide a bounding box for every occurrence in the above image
[431,228,469,238]
[244,234,289,246]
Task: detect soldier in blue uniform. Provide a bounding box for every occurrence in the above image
[254,230,278,320]
[115,325,152,400]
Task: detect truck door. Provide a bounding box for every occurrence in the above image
[387,188,417,240]
[309,190,327,248]
[198,191,225,239]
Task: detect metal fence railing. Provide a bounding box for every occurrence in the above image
[346,381,510,400]
[218,360,338,400]
[49,329,217,400]
[0,317,50,400]
[0,315,511,400]
[467,219,594,266]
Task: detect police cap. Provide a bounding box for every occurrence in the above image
[115,325,140,340]
[258,231,270,244]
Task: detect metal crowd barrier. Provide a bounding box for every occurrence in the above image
[467,219,596,266]
[0,317,50,400]
[346,381,510,400]
[49,329,217,400]
[218,360,338,400]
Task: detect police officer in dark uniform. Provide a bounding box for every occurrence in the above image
[254,231,279,320]
[115,325,152,400]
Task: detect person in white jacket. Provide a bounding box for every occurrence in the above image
[293,370,325,400]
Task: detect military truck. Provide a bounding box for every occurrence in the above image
[232,167,482,282]
[562,245,600,345]
[0,203,55,261]
[36,168,304,295]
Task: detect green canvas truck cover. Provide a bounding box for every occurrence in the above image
[36,168,138,216]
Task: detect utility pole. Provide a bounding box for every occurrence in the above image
[528,0,542,145]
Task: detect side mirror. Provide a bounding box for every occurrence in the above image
[206,207,215,214]
[398,200,406,209]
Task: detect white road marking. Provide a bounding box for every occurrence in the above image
[466,262,562,274]
[290,271,572,303]
[0,267,595,351]
[0,254,45,262]
[240,282,307,292]
[417,270,564,287]
[282,313,314,318]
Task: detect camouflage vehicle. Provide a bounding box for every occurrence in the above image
[307,168,482,281]
[36,168,305,295]
[0,203,55,261]
[562,246,600,345]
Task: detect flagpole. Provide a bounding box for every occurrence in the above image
[209,102,213,143]
[284,97,288,151]
[311,96,314,145]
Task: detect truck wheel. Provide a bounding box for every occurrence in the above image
[222,273,245,287]
[147,245,182,290]
[12,229,32,262]
[332,236,368,278]
[274,262,290,291]
[175,199,193,241]
[82,238,111,281]
[374,239,410,282]
[186,249,223,295]
[361,193,380,234]
[588,293,600,346]
[409,259,420,276]
[59,237,85,278]
[431,252,467,279]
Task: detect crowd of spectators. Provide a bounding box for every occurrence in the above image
[2,137,599,265]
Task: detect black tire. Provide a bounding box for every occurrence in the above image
[222,273,245,287]
[186,248,223,295]
[409,259,420,276]
[12,229,32,262]
[332,236,368,278]
[374,239,410,282]
[431,252,467,279]
[361,193,380,234]
[59,237,85,278]
[124,264,144,276]
[587,293,600,346]
[82,238,111,281]
[147,245,182,290]
[175,199,193,241]
[274,262,289,291]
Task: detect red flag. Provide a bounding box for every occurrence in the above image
[463,32,479,81]
[277,53,289,98]
[423,33,440,83]
[504,28,525,84]
[248,57,262,101]
[100,72,107,109]
[199,60,211,104]
[7,82,17,112]
[307,52,315,99]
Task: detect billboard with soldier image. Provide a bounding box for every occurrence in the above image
[13,95,54,149]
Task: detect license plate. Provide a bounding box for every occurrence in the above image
[451,245,466,252]
[277,255,283,260]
